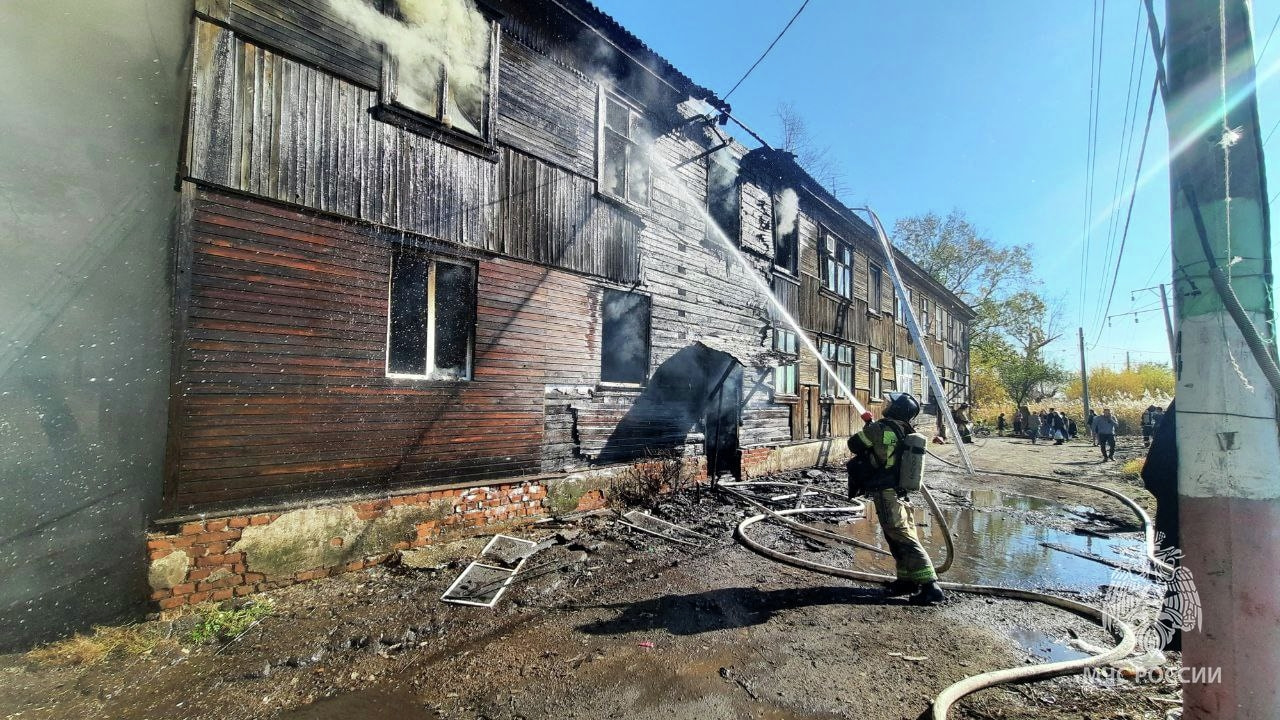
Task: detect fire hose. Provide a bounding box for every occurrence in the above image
[716,465,1154,719]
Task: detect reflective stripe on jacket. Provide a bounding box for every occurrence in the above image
[850,420,903,471]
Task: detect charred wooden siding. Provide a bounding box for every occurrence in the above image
[495,36,597,177]
[169,189,598,510]
[189,22,497,250]
[223,0,382,89]
[497,147,639,283]
[187,20,640,285]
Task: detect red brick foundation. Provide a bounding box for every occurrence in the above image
[146,439,850,610]
[147,480,548,609]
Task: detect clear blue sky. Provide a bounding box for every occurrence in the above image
[594,0,1280,372]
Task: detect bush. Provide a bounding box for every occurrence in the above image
[608,449,691,511]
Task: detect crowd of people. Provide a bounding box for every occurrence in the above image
[983,403,1169,462]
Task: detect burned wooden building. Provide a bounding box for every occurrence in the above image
[141,0,973,607]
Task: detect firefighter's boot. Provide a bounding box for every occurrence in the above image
[884,579,919,597]
[909,581,946,605]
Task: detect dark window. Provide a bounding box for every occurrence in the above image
[868,263,884,312]
[706,149,740,242]
[819,339,853,399]
[378,8,496,140]
[387,249,475,379]
[773,328,798,396]
[821,230,852,298]
[919,295,933,335]
[772,190,799,274]
[601,289,650,383]
[600,95,650,206]
[869,350,883,400]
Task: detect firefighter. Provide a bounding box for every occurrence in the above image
[847,392,946,605]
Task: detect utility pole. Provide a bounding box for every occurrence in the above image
[1159,283,1177,373]
[1077,327,1091,421]
[1125,351,1130,371]
[1164,2,1280,717]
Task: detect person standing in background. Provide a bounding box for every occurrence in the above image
[1091,407,1118,461]
[1012,410,1023,437]
[996,413,1007,436]
[1024,407,1041,445]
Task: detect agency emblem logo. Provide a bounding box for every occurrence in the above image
[1100,533,1201,652]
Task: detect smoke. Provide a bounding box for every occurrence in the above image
[329,0,491,132]
[707,149,739,219]
[775,187,799,238]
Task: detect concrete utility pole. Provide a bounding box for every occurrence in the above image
[1164,1,1280,717]
[1077,327,1091,421]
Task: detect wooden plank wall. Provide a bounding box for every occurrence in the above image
[495,36,597,178]
[170,188,597,511]
[497,147,639,283]
[189,22,498,252]
[188,20,641,285]
[227,0,381,88]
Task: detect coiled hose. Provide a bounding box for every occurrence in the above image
[716,460,1155,719]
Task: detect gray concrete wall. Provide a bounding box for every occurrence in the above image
[0,0,192,649]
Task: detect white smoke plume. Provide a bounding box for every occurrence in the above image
[329,0,491,132]
[775,187,799,237]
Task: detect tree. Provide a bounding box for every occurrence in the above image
[891,210,1033,307]
[776,102,846,197]
[891,210,1068,408]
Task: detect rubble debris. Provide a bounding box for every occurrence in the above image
[620,510,719,548]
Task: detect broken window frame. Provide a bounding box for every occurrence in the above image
[772,327,799,397]
[868,350,883,401]
[868,262,884,313]
[819,228,852,299]
[771,192,799,276]
[385,248,476,381]
[376,9,500,150]
[818,339,853,401]
[600,288,651,385]
[597,90,652,208]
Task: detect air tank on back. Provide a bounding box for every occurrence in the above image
[898,433,928,492]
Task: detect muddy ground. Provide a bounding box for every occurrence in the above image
[0,435,1184,720]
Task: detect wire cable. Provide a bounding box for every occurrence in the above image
[722,0,812,100]
[1257,10,1280,63]
[1091,11,1152,332]
[1080,0,1106,320]
[1092,76,1160,346]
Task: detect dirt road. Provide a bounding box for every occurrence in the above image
[1,435,1181,720]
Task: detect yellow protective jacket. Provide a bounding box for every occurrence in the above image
[848,418,911,487]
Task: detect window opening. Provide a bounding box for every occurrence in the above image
[387,249,475,380]
[601,289,651,383]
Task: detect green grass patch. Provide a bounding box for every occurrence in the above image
[187,600,274,645]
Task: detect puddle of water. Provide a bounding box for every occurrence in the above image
[279,688,438,719]
[1008,627,1090,663]
[823,489,1147,593]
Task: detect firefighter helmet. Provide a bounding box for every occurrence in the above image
[883,392,921,423]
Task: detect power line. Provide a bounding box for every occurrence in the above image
[1080,0,1106,319]
[1092,6,1148,330]
[722,0,812,100]
[1093,74,1160,347]
[1140,244,1171,287]
[1258,10,1280,63]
